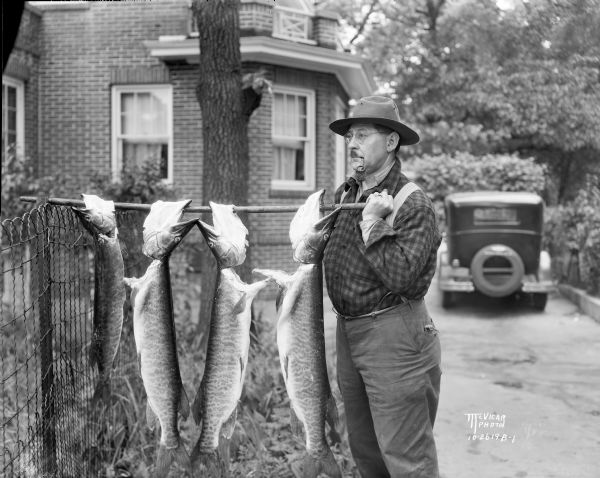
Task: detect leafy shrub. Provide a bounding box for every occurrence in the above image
[582,228,600,297]
[88,163,176,205]
[1,151,79,221]
[409,152,547,227]
[410,152,547,201]
[544,183,600,296]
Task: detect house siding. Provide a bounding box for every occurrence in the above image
[170,65,204,202]
[10,0,358,277]
[36,0,190,184]
[240,0,274,36]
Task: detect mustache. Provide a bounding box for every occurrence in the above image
[350,150,362,159]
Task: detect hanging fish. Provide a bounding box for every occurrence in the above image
[254,190,342,478]
[191,202,268,477]
[124,200,197,477]
[72,194,125,405]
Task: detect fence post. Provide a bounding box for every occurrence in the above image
[37,206,57,475]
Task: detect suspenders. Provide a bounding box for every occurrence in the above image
[385,182,421,227]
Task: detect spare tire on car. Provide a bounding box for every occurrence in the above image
[470,244,525,298]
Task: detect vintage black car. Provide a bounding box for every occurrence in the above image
[437,191,555,310]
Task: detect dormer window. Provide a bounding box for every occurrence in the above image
[273,0,314,43]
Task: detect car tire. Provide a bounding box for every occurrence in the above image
[531,293,547,311]
[442,291,455,308]
[470,244,525,298]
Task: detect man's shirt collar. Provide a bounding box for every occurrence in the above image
[343,158,407,202]
[359,155,396,192]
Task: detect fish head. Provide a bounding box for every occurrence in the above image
[290,190,341,264]
[197,202,248,269]
[142,200,196,259]
[72,194,117,237]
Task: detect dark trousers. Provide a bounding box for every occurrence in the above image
[336,299,442,478]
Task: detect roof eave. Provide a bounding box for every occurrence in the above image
[143,36,376,99]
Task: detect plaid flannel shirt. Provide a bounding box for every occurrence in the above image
[323,162,442,317]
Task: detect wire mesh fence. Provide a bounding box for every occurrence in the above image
[1,204,156,478]
[2,204,94,477]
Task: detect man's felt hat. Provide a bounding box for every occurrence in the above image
[329,95,420,146]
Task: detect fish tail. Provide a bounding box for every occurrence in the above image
[123,276,139,289]
[205,451,229,478]
[190,437,230,478]
[252,269,293,311]
[155,440,192,478]
[318,448,342,478]
[294,449,341,478]
[191,449,229,478]
[252,268,292,287]
[245,278,269,300]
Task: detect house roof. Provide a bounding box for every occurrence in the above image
[143,35,376,99]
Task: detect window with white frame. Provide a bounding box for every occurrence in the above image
[111,85,173,181]
[271,87,315,190]
[2,76,25,159]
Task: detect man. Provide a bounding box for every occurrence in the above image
[323,96,442,478]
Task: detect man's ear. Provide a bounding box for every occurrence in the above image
[387,132,400,152]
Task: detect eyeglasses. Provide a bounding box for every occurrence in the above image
[344,129,383,145]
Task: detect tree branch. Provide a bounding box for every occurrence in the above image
[349,0,380,45]
[415,0,447,49]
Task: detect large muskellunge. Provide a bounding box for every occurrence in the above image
[72,194,125,405]
[124,200,197,477]
[255,189,343,478]
[192,203,268,477]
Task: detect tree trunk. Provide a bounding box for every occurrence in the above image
[193,0,251,339]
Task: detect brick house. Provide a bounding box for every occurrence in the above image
[3,0,375,272]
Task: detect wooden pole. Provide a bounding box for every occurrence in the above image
[20,196,367,212]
